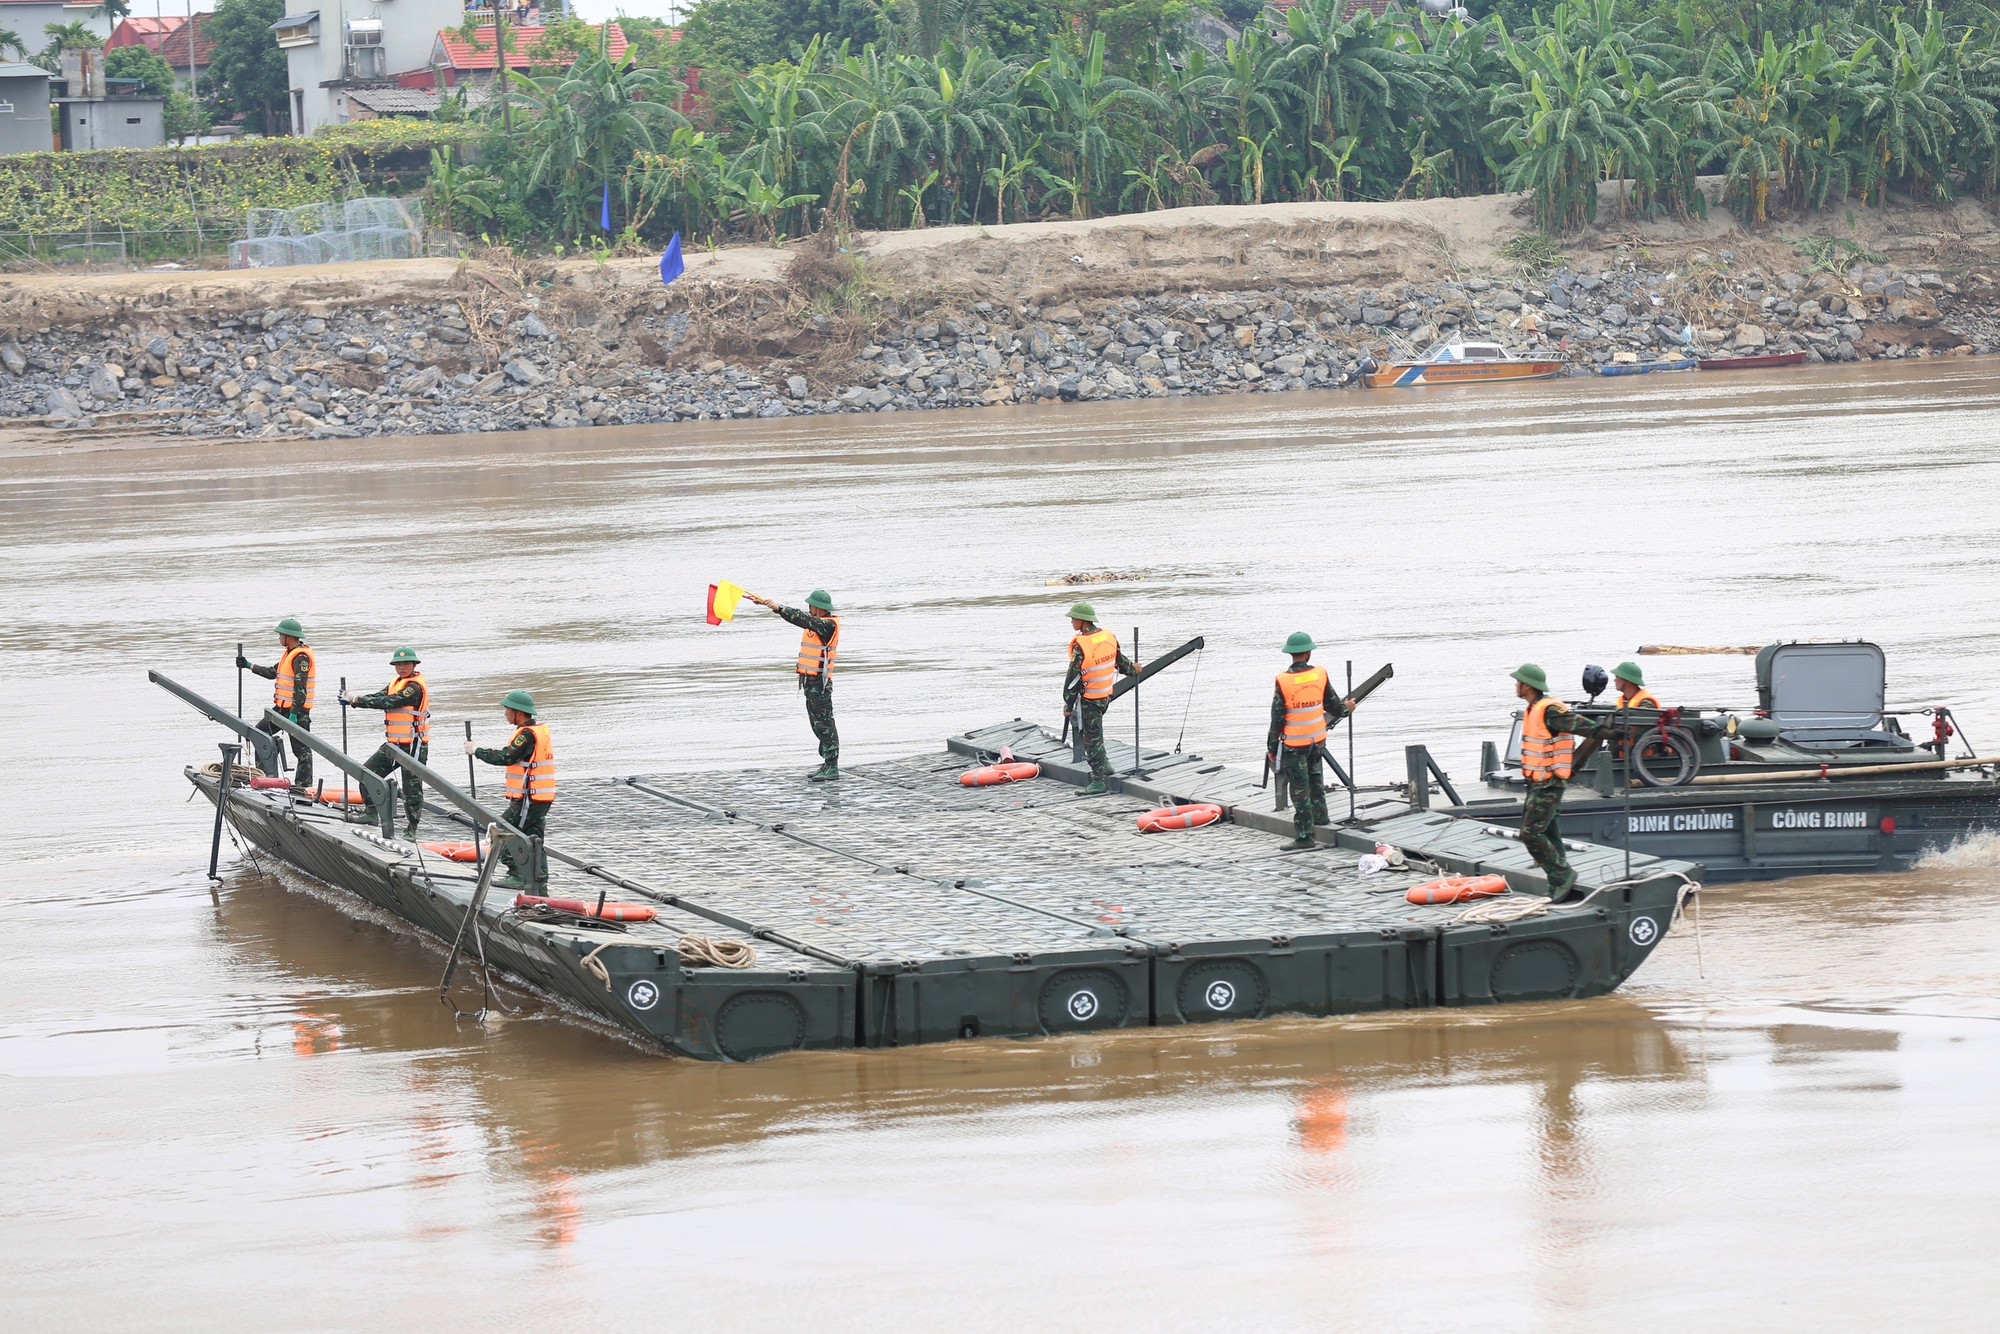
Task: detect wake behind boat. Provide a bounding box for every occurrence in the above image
[1366,339,1566,388]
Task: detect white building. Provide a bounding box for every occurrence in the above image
[269,0,462,135]
[0,0,112,49]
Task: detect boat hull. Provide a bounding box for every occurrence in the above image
[1448,777,2000,882]
[1367,360,1566,388]
[1697,352,1809,371]
[1596,360,1699,376]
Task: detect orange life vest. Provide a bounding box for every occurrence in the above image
[1520,696,1576,782]
[274,644,315,712]
[383,672,430,746]
[1277,666,1330,748]
[1615,687,1662,710]
[504,724,557,802]
[1069,628,1119,701]
[796,615,840,678]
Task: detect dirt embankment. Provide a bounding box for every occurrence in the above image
[3,188,2000,456]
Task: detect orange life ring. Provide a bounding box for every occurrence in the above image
[513,893,658,923]
[959,761,1040,787]
[318,787,367,805]
[1135,803,1224,832]
[420,841,482,863]
[1406,874,1509,905]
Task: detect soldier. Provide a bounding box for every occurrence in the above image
[467,689,554,890]
[1608,661,1662,709]
[1512,663,1612,899]
[745,590,842,782]
[239,617,316,790]
[1265,633,1358,850]
[338,646,429,835]
[1063,602,1138,795]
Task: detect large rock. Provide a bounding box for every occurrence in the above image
[44,386,81,418]
[1600,304,1628,326]
[1734,324,1768,349]
[522,313,551,338]
[1102,367,1136,394]
[0,342,25,375]
[1361,306,1392,326]
[87,365,123,400]
[1487,291,1524,311]
[1885,296,1940,326]
[786,374,809,399]
[1027,327,1054,358]
[1273,354,1307,375]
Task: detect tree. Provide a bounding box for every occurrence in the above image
[163,89,210,142]
[42,20,99,52]
[205,0,292,134]
[105,43,176,95]
[0,29,25,61]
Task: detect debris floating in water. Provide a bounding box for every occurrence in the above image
[1046,571,1147,586]
[1637,644,1765,655]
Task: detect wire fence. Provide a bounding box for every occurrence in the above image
[0,197,430,271]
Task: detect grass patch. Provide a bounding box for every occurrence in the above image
[1498,233,1568,278]
[1791,233,1887,274]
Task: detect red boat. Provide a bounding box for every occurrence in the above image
[1697,351,1809,371]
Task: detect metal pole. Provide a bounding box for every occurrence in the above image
[439,829,502,1005]
[1620,705,1632,879]
[208,742,239,881]
[465,720,481,863]
[1132,625,1139,775]
[339,675,348,757]
[1346,659,1356,820]
[235,641,243,719]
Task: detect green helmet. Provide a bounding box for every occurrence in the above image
[806,589,834,611]
[1511,663,1549,692]
[389,646,420,664]
[1613,660,1645,687]
[500,688,538,715]
[1283,631,1316,655]
[273,616,304,637]
[1067,601,1097,622]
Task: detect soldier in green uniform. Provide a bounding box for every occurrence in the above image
[1064,602,1138,795]
[746,590,842,781]
[240,616,316,790]
[467,689,554,889]
[1266,633,1357,850]
[1512,663,1612,898]
[337,646,430,835]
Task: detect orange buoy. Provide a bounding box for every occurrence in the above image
[1405,874,1509,905]
[1135,803,1224,833]
[318,787,367,805]
[959,761,1040,787]
[420,841,482,863]
[248,776,292,791]
[514,893,658,923]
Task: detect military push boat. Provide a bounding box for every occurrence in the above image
[158,672,1700,1063]
[1434,642,2000,882]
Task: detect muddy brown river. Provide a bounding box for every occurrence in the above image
[7,361,2000,1329]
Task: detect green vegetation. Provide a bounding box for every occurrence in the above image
[104,43,176,96]
[402,0,2000,251]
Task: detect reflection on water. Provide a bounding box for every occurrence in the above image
[5,361,2000,1328]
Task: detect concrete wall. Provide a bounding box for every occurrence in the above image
[0,73,51,155]
[0,3,109,43]
[59,96,163,151]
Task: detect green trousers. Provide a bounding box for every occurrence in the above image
[803,680,839,764]
[1279,744,1328,839]
[502,797,551,886]
[1073,695,1113,778]
[257,709,312,787]
[1522,780,1575,898]
[363,739,427,827]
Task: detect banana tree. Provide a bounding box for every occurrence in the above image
[1024,31,1162,217]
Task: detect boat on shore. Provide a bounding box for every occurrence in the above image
[1425,641,2000,882]
[1366,339,1566,387]
[1697,351,1810,371]
[1595,358,1699,376]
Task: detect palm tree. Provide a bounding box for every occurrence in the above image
[1024,31,1161,217]
[1190,25,1298,203]
[0,29,25,61]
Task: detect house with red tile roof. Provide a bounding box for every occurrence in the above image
[423,20,628,85]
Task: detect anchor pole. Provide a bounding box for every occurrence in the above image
[208,742,239,885]
[1132,625,1139,776]
[235,641,243,720]
[1346,659,1356,821]
[465,720,481,862]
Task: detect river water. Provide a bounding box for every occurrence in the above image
[6,361,2000,1329]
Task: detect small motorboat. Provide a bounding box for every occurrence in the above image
[1595,358,1700,376]
[1697,351,1809,371]
[1365,339,1566,388]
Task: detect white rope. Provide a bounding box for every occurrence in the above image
[1454,868,1703,973]
[580,942,614,992]
[679,934,757,969]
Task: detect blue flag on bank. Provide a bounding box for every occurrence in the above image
[600,181,612,232]
[660,231,684,286]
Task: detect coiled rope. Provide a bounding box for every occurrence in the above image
[199,761,267,782]
[679,934,756,968]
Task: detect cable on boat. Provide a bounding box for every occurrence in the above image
[1455,871,1703,976]
[1174,646,1203,754]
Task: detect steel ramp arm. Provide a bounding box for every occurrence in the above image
[149,670,285,776]
[378,742,534,867]
[1107,635,1205,702]
[260,709,396,837]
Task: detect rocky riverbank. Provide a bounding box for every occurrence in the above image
[1,194,1996,445]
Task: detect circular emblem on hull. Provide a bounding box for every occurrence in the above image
[1204,980,1236,1011]
[1175,960,1267,1021]
[1038,968,1128,1031]
[626,979,660,1011]
[1629,915,1659,947]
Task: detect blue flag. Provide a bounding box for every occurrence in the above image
[660,231,684,285]
[600,181,611,232]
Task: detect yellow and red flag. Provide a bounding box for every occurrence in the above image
[705,580,747,625]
